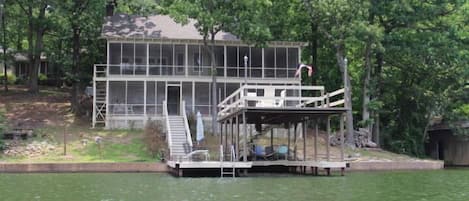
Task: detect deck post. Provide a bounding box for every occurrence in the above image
[340,113,345,161]
[303,120,306,162]
[219,121,223,147]
[236,115,240,161]
[314,119,318,161]
[243,111,247,162]
[225,120,228,154]
[231,117,234,149]
[327,116,331,161]
[270,128,273,155]
[293,123,297,160]
[287,122,291,160]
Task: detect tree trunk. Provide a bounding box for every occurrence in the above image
[372,50,383,146]
[362,38,372,140]
[70,24,82,114]
[2,1,8,92]
[210,34,217,136]
[335,44,354,146]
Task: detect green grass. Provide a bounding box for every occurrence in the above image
[0,127,159,163]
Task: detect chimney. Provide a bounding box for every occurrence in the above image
[106,0,116,17]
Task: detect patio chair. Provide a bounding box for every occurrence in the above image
[276,145,288,160]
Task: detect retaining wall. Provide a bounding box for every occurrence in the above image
[349,160,444,171]
[0,162,168,173]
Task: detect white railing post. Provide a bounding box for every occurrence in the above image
[181,100,193,148]
[163,101,172,158]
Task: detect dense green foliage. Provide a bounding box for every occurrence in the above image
[1,0,467,156]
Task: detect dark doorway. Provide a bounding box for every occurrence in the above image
[438,141,445,160]
[167,85,180,115]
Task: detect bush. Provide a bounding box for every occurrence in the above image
[0,73,16,85]
[144,120,166,159]
[38,73,48,81]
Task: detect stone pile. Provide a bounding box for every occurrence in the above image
[329,128,377,148]
[3,141,57,157]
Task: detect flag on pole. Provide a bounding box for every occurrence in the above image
[295,64,314,77]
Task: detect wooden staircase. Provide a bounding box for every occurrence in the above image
[93,81,107,128]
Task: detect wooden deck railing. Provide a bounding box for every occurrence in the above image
[217,85,345,118]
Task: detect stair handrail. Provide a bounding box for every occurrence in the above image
[181,100,193,149]
[219,145,224,162]
[163,100,172,158]
[230,144,236,162]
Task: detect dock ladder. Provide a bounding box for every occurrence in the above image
[220,145,236,178]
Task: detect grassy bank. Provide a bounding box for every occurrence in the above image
[0,86,157,163]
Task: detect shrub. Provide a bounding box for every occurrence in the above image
[144,119,166,159]
[38,73,48,81]
[0,73,16,85]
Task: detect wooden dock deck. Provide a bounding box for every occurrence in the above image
[167,160,346,177]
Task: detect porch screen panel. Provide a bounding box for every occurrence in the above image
[146,81,156,115]
[225,83,240,100]
[174,45,185,75]
[194,82,210,115]
[188,45,200,76]
[264,48,275,78]
[200,47,211,76]
[238,47,249,78]
[215,46,225,77]
[161,44,173,75]
[109,81,125,115]
[226,46,238,77]
[156,82,166,115]
[276,48,287,78]
[182,82,193,114]
[135,43,147,75]
[122,43,135,75]
[127,81,144,115]
[251,47,262,77]
[109,43,121,75]
[149,44,161,75]
[287,48,299,77]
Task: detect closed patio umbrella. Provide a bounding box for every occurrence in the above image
[196,111,204,144]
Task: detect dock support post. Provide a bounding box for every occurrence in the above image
[242,111,247,162]
[236,115,240,161]
[327,116,331,161]
[303,120,306,162]
[225,120,228,154]
[294,123,297,160]
[341,167,345,176]
[270,128,274,154]
[287,122,291,160]
[314,119,318,161]
[340,113,345,161]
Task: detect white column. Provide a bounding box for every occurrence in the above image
[192,81,195,113]
[106,41,110,76]
[144,81,147,123]
[146,43,149,76]
[224,45,227,78]
[105,80,110,129]
[185,44,188,77]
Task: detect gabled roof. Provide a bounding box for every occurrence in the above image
[102,14,239,41]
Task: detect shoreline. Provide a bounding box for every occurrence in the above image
[0,160,444,173]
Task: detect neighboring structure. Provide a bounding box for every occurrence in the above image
[93,14,304,129]
[425,121,469,166]
[0,49,52,83]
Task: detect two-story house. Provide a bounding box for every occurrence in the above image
[93,14,304,129]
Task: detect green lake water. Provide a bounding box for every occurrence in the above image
[0,170,468,201]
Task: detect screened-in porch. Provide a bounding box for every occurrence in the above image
[104,42,300,79]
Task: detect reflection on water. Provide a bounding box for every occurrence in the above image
[0,170,468,201]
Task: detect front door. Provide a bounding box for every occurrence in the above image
[167,85,180,115]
